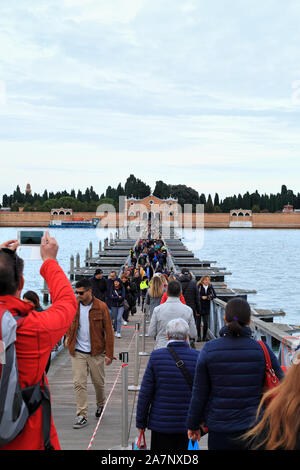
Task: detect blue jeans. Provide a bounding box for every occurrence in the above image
[111,306,124,334]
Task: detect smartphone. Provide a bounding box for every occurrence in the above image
[17,231,44,246]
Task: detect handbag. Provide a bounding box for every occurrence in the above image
[188,438,199,450]
[258,341,280,397]
[132,430,147,450]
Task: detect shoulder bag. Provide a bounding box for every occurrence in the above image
[258,340,280,399]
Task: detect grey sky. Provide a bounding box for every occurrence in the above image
[1,0,300,199]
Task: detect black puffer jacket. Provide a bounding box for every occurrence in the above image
[179,274,201,315]
[91,275,107,302]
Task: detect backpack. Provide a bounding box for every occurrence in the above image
[0,306,53,449]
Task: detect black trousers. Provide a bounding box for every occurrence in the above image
[200,314,209,341]
[151,430,189,452]
[208,429,250,450]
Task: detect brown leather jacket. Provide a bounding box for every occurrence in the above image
[66,296,114,359]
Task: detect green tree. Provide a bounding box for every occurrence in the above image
[214,193,220,207]
[205,194,214,213]
[153,180,170,200]
[252,204,260,213]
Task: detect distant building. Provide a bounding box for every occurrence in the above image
[126,194,179,221]
[51,208,73,216]
[230,209,252,217]
[229,209,253,228]
[283,204,294,213]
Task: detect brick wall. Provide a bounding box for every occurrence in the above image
[1,211,300,228]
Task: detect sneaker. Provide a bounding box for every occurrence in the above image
[115,331,118,337]
[123,321,128,326]
[116,333,121,338]
[95,406,104,418]
[73,415,88,429]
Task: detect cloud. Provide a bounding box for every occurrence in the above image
[0,81,6,105]
[63,0,145,24]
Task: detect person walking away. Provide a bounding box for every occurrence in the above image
[145,276,164,318]
[243,347,300,450]
[186,297,284,450]
[179,268,201,341]
[136,318,200,451]
[91,269,107,302]
[197,276,216,342]
[148,280,197,350]
[0,232,77,450]
[109,279,125,338]
[66,279,114,429]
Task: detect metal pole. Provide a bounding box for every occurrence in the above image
[70,255,74,281]
[120,352,129,449]
[85,248,89,267]
[99,240,102,253]
[128,323,141,391]
[43,278,49,305]
[89,241,93,258]
[76,253,80,269]
[139,307,150,357]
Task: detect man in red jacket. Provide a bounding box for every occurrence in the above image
[0,232,77,450]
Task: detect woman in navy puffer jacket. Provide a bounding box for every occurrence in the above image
[187,298,284,450]
[136,318,200,451]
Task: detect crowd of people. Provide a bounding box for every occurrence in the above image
[0,233,298,452]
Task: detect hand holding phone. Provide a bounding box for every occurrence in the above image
[40,231,59,262]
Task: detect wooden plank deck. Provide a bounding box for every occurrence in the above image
[47,306,207,451]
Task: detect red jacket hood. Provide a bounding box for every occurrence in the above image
[0,295,34,317]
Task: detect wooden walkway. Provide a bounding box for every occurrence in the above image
[47,307,208,451]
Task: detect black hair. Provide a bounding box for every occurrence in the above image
[225,297,251,336]
[167,280,182,298]
[0,250,24,295]
[75,278,92,290]
[23,290,42,309]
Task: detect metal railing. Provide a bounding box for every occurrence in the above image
[209,298,300,369]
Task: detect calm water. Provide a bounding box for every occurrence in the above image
[182,228,300,325]
[0,227,299,324]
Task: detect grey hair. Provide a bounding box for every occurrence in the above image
[166,318,189,341]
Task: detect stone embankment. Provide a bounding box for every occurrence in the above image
[1,211,300,228]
